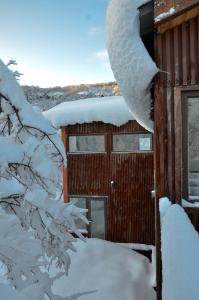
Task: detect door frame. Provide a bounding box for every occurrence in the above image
[69,195,108,239]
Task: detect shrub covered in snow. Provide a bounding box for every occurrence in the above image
[0,59,87,300]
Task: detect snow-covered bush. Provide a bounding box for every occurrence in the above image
[0,59,87,300]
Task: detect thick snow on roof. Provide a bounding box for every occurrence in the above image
[106,0,158,132]
[161,200,199,300]
[44,96,134,128]
[52,238,156,300]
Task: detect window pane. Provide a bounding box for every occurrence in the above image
[113,134,152,152]
[90,199,105,239]
[69,135,105,152]
[188,98,199,199]
[69,197,87,231]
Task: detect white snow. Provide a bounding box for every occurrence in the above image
[159,197,172,221]
[106,0,158,132]
[155,7,176,23]
[117,242,154,251]
[0,59,65,163]
[161,203,199,300]
[0,59,89,299]
[52,238,156,300]
[182,198,199,208]
[0,284,26,300]
[43,96,134,128]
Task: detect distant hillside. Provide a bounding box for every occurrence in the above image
[23,82,120,111]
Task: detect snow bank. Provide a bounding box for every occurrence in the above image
[161,203,199,300]
[106,0,158,132]
[52,238,156,300]
[182,199,199,207]
[43,96,134,128]
[0,284,26,300]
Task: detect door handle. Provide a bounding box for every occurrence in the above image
[111,180,117,189]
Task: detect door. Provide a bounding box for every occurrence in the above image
[107,133,155,244]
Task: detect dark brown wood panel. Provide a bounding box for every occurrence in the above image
[108,153,154,244]
[154,12,199,299]
[63,120,147,135]
[185,208,199,232]
[154,15,199,202]
[68,153,108,195]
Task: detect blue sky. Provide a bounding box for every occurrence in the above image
[0,0,115,87]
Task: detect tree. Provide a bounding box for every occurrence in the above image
[0,59,88,300]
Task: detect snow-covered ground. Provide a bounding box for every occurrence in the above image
[51,238,156,300]
[0,284,25,300]
[160,198,199,300]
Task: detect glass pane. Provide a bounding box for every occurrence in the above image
[90,199,105,239]
[69,197,87,231]
[113,134,152,152]
[188,98,199,199]
[69,135,105,152]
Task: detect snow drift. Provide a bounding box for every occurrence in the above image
[52,238,156,300]
[106,0,158,132]
[161,200,199,300]
[0,284,25,300]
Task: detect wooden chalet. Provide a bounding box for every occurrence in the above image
[45,1,199,297]
[152,0,199,298]
[45,96,155,246]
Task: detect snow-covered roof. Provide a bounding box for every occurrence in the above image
[43,96,134,128]
[106,0,158,132]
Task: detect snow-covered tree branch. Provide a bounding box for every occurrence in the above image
[0,59,88,300]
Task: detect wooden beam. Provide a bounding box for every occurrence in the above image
[61,127,69,203]
[156,5,199,34]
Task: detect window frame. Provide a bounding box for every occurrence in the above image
[182,91,199,202]
[68,133,106,154]
[69,195,107,238]
[112,132,153,153]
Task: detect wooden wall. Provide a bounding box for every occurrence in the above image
[154,14,199,203]
[62,121,155,244]
[154,9,199,299]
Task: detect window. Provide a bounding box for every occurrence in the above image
[69,135,105,153]
[69,196,106,238]
[69,197,87,232]
[183,94,199,201]
[113,133,152,152]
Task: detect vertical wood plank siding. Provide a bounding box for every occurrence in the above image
[154,9,199,299]
[109,153,154,243]
[154,15,199,203]
[62,121,155,244]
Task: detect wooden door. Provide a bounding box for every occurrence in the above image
[107,133,155,244]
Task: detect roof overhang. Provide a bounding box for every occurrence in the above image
[139,1,154,38]
[155,2,199,34]
[139,1,154,58]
